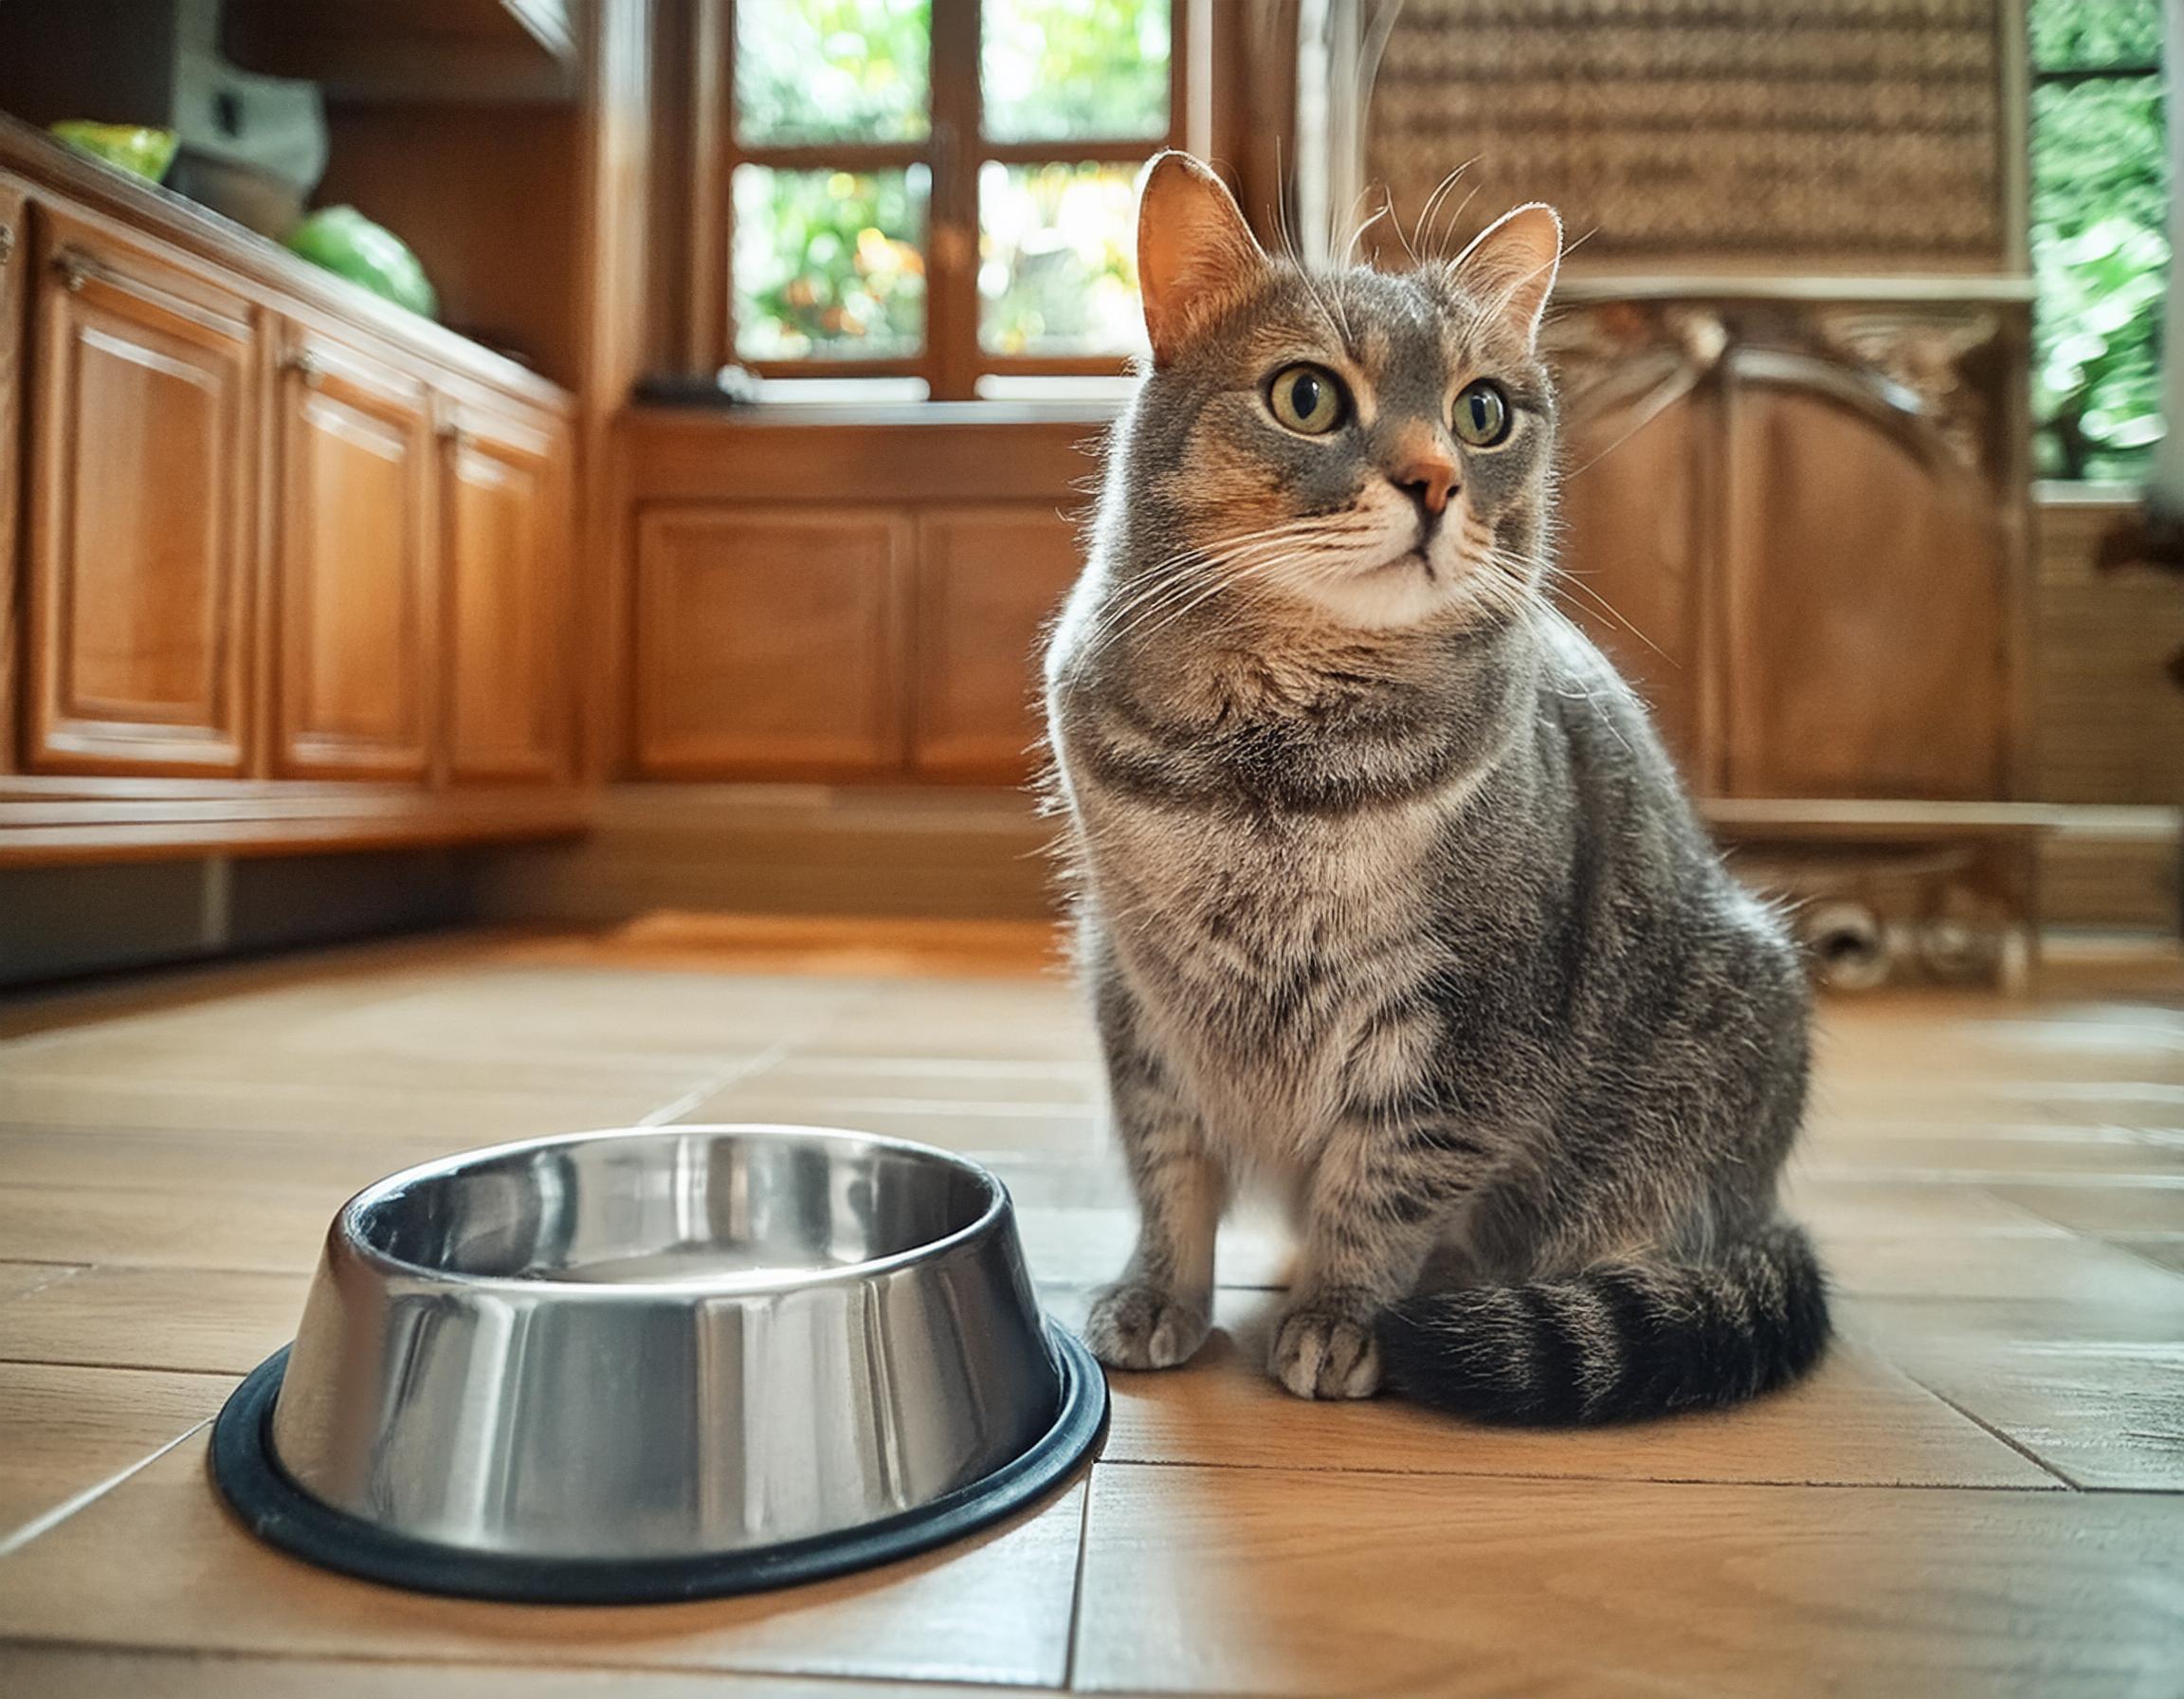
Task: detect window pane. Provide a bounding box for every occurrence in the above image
[2030,73,2168,479]
[982,0,1171,143]
[978,161,1146,357]
[736,0,931,146]
[734,166,928,361]
[2029,0,2160,72]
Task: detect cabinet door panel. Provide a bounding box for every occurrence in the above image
[273,327,434,778]
[913,507,1082,782]
[26,212,256,775]
[0,175,24,772]
[634,509,908,779]
[1721,371,2007,800]
[443,404,569,783]
[1556,390,1707,776]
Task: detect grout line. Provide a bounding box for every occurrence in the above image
[1061,1463,1098,1690]
[0,1353,254,1378]
[0,1263,87,1301]
[2097,1234,2184,1282]
[1084,1454,2069,1492]
[1902,1382,2084,1490]
[0,1635,1085,1692]
[0,1417,214,1560]
[637,1037,795,1126]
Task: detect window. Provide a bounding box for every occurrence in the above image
[726,0,1186,399]
[2029,0,2167,481]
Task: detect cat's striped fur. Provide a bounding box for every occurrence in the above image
[1042,155,1828,1423]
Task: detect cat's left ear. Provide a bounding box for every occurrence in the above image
[1453,204,1562,350]
[1138,152,1265,368]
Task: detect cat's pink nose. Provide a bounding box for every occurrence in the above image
[1392,450,1459,518]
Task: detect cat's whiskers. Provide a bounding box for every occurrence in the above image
[1483,539,1670,665]
[1117,547,1327,653]
[1266,143,1356,354]
[1410,164,1472,265]
[1077,518,1373,664]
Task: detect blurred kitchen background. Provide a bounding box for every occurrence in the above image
[0,0,2175,993]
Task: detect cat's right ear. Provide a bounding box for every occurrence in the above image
[1138,152,1264,368]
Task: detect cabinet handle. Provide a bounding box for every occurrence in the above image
[0,224,15,265]
[284,349,325,388]
[52,249,99,293]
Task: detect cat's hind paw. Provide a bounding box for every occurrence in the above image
[1084,1282,1210,1371]
[1270,1306,1382,1399]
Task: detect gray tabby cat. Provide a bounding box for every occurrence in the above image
[1042,154,1828,1423]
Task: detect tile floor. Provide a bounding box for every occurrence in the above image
[0,920,2179,1696]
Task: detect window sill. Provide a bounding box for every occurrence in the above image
[2034,480,2143,508]
[624,394,1128,429]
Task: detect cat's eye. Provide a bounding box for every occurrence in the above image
[1452,380,1512,448]
[1266,364,1348,435]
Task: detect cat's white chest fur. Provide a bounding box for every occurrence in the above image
[1077,781,1465,1162]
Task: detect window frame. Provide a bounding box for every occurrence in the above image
[705,0,1192,398]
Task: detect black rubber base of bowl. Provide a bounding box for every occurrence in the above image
[209,1324,1108,1604]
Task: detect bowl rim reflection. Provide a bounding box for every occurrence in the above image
[334,1123,1011,1297]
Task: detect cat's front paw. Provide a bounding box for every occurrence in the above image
[1084,1282,1210,1371]
[1270,1305,1382,1399]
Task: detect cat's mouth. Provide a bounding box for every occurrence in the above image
[1367,548,1436,583]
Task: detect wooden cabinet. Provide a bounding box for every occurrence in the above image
[626,489,1083,787]
[1556,384,1709,775]
[442,400,568,783]
[1720,360,2010,801]
[0,174,25,774]
[634,508,909,779]
[271,321,436,779]
[0,118,588,865]
[913,507,1081,781]
[1548,291,2027,808]
[24,208,257,776]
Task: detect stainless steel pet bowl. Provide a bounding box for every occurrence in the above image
[210,1125,1105,1602]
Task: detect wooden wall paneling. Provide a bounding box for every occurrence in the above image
[439,399,571,785]
[1720,349,2010,802]
[0,116,567,414]
[632,507,912,780]
[575,0,658,785]
[0,774,588,866]
[669,0,728,375]
[24,205,258,776]
[0,174,26,775]
[221,0,579,102]
[2032,494,2184,806]
[622,411,1107,506]
[269,320,436,779]
[312,104,581,385]
[912,506,1083,782]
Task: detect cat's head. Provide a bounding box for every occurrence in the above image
[1119,152,1560,634]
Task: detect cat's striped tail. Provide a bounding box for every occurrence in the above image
[1376,1219,1830,1425]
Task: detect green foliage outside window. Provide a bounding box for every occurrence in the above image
[735,0,931,145]
[733,168,928,361]
[732,0,1167,365]
[983,0,1171,141]
[2030,0,2168,481]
